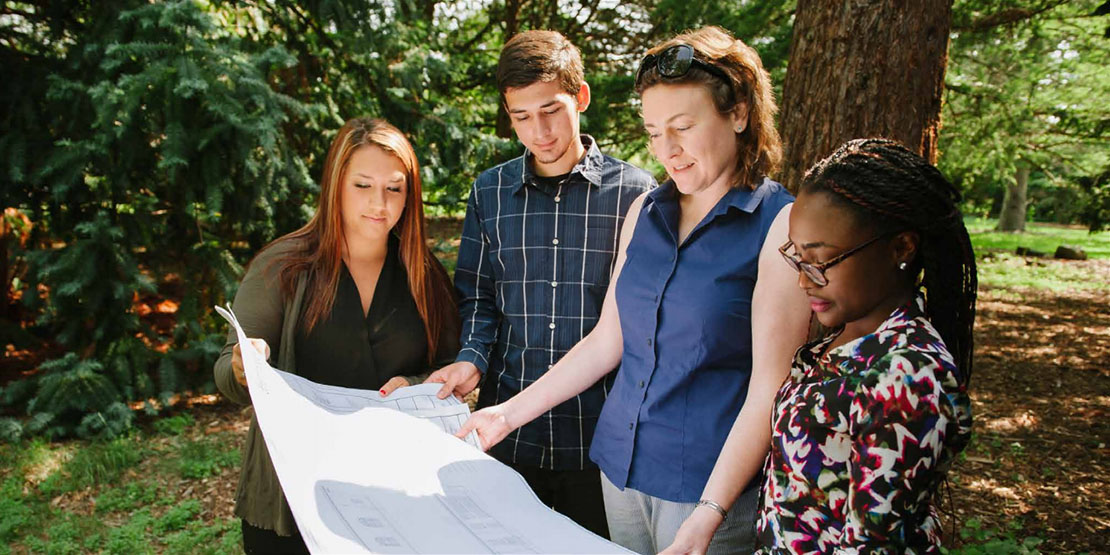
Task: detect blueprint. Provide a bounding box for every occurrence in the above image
[216,305,629,554]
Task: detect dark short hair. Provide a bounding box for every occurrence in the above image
[497,30,584,99]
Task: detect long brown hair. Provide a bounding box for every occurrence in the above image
[262,117,455,362]
[636,26,782,189]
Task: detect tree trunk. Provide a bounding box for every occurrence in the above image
[996,166,1029,232]
[779,0,951,192]
[495,0,524,139]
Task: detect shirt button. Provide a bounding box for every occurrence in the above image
[551,281,558,288]
[628,422,634,431]
[653,295,659,303]
[638,380,645,389]
[549,322,556,330]
[647,338,653,347]
[552,238,560,245]
[554,196,561,203]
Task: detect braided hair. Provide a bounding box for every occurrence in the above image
[799,138,978,385]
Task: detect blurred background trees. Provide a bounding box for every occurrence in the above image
[1,0,1106,440]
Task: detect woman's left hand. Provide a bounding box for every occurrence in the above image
[379,376,410,397]
[658,506,723,555]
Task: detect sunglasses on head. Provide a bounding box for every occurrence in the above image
[635,44,730,88]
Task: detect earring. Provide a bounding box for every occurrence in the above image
[735,126,744,133]
[898,261,908,270]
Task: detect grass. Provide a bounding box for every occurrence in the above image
[967,217,1109,294]
[966,217,1110,259]
[0,413,242,554]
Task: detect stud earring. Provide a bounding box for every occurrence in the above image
[735,126,744,133]
[898,261,908,270]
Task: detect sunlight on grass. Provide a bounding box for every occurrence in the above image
[976,253,1109,293]
[967,217,1110,294]
[967,217,1110,259]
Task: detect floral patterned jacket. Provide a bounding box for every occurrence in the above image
[756,294,972,554]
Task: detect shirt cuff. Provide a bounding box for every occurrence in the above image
[455,347,491,376]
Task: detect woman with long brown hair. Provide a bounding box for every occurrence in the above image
[213,117,459,553]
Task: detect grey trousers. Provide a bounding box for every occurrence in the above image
[600,473,759,555]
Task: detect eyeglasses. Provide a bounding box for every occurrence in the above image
[635,44,730,88]
[778,234,892,287]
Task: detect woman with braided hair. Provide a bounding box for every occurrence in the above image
[756,138,976,552]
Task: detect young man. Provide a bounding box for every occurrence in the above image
[425,30,655,538]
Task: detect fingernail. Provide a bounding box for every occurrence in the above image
[379,389,387,396]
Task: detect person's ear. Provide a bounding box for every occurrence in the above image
[576,82,591,112]
[891,231,919,269]
[731,102,749,134]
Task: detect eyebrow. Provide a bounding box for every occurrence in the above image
[508,100,560,113]
[353,173,405,182]
[644,113,692,128]
[799,241,832,249]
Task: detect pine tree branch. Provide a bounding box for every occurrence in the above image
[952,0,1074,32]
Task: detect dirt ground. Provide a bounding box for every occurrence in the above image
[940,284,1110,551]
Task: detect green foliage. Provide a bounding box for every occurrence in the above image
[0,478,34,546]
[103,508,156,555]
[176,436,240,479]
[942,0,1110,229]
[0,418,22,443]
[968,217,1110,293]
[16,353,134,439]
[2,0,319,437]
[164,519,241,555]
[947,518,1044,554]
[966,217,1110,258]
[95,481,164,514]
[40,436,146,495]
[152,413,196,436]
[155,499,202,534]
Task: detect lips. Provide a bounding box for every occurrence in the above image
[672,162,694,173]
[534,139,557,150]
[809,297,832,313]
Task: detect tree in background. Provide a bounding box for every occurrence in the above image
[940,0,1110,231]
[1,1,321,438]
[777,0,952,191]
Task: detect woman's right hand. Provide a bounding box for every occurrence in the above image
[231,338,271,387]
[456,404,515,451]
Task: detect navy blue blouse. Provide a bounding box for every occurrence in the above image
[590,178,793,503]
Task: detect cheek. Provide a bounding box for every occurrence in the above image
[390,194,407,216]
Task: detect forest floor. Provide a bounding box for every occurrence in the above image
[1,220,1107,553]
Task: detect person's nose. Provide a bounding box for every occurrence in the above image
[366,186,386,214]
[658,131,682,160]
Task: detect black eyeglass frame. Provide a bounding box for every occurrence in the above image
[635,44,731,88]
[778,233,894,287]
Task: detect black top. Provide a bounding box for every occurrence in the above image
[295,236,458,390]
[530,171,572,192]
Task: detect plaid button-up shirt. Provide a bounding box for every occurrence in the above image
[455,135,656,470]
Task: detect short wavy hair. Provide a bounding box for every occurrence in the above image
[636,26,782,189]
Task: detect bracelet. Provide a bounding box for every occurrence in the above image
[695,499,727,518]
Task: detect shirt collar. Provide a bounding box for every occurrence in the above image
[643,177,774,215]
[816,291,929,363]
[516,134,604,194]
